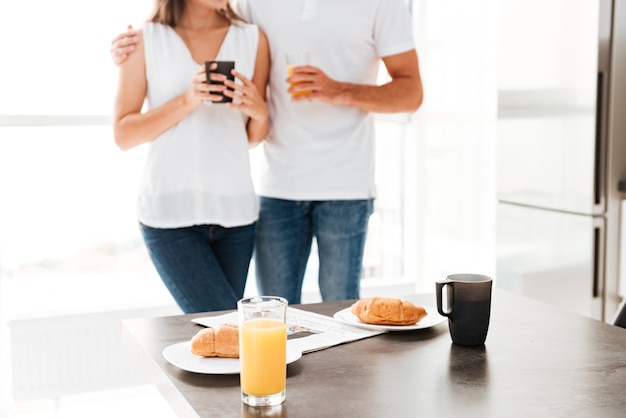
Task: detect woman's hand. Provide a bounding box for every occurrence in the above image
[224,70,268,122]
[188,64,230,105]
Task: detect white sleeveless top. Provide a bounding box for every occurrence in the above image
[139,22,259,228]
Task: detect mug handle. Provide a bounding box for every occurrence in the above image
[436,281,453,318]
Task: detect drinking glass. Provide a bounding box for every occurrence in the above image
[238,296,288,407]
[285,51,312,97]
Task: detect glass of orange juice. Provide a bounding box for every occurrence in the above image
[238,296,288,407]
[285,51,312,98]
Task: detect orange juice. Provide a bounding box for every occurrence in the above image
[240,318,287,396]
[287,65,312,97]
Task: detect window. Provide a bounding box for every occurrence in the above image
[0,1,165,317]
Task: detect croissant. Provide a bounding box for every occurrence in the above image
[190,323,239,358]
[350,297,427,326]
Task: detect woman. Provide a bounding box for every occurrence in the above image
[113,0,270,313]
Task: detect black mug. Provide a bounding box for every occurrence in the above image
[205,60,235,103]
[436,274,492,346]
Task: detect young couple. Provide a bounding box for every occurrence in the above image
[112,0,423,314]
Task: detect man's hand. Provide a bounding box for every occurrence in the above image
[111,25,139,66]
[286,65,348,105]
[288,50,423,113]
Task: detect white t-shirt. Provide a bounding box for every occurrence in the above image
[237,0,415,200]
[139,22,259,228]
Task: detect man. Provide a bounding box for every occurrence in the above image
[111,0,423,304]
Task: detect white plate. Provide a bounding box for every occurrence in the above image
[162,341,303,374]
[332,305,446,331]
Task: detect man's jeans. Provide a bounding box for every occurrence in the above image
[140,223,255,313]
[254,197,374,304]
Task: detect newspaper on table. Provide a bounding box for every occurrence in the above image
[192,307,385,354]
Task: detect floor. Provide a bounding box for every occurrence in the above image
[4,386,176,418]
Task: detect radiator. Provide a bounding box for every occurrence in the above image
[8,305,179,401]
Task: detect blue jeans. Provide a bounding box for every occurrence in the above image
[254,198,374,304]
[140,223,255,314]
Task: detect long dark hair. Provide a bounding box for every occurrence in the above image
[148,0,246,27]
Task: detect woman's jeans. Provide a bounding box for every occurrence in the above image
[140,223,255,314]
[254,197,374,304]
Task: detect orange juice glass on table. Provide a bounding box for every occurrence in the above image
[285,51,312,97]
[238,296,288,407]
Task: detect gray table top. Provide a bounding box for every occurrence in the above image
[121,289,626,418]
